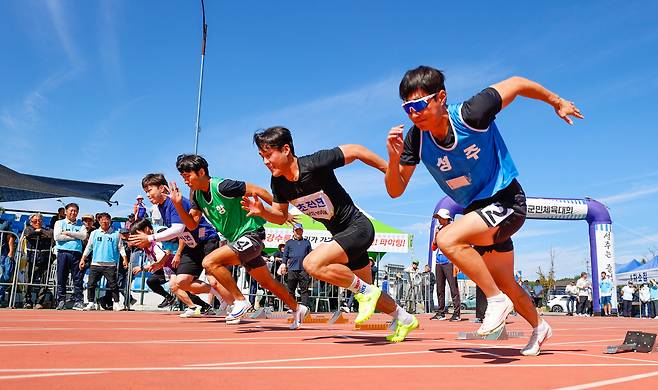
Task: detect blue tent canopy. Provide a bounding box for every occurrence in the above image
[631,256,658,271]
[616,259,642,273]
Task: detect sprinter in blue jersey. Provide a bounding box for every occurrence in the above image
[129,173,234,318]
[385,66,583,356]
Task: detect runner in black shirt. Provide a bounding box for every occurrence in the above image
[242,126,419,342]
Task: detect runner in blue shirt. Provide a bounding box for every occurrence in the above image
[129,173,234,318]
[385,66,583,356]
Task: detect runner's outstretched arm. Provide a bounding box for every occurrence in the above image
[339,144,387,173]
[241,194,289,226]
[384,125,416,198]
[244,182,273,206]
[167,182,203,231]
[491,76,584,124]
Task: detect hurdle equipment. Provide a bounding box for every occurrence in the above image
[457,325,524,340]
[605,331,656,354]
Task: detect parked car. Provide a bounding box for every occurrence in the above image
[460,295,476,310]
[547,295,570,312]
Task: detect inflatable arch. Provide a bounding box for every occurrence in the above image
[428,196,616,314]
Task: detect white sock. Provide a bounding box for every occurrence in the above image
[389,305,413,325]
[487,293,505,303]
[210,288,222,300]
[347,275,373,295]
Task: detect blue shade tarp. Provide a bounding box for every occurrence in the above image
[0,164,122,205]
[616,259,642,274]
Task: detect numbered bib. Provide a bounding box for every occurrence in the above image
[291,190,335,220]
[179,231,198,248]
[479,202,514,227]
[233,236,254,252]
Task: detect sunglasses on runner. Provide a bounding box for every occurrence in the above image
[401,93,437,114]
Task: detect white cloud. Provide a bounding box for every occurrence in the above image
[597,185,658,205]
[45,0,82,68]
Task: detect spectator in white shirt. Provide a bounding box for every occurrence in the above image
[621,281,635,317]
[565,281,578,316]
[640,284,651,318]
[575,272,591,316]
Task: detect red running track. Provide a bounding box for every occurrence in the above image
[1,310,658,389]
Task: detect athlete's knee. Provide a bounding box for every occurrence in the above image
[303,256,323,279]
[436,231,466,257]
[202,256,219,270]
[177,277,192,289]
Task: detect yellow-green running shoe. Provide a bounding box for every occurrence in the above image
[386,315,419,343]
[354,287,382,324]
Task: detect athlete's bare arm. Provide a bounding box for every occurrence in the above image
[339,144,387,173]
[384,125,416,198]
[491,76,584,124]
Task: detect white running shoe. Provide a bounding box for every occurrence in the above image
[112,302,124,311]
[226,300,251,321]
[476,293,513,336]
[226,318,241,325]
[83,302,96,311]
[520,320,552,356]
[179,306,202,318]
[290,304,309,330]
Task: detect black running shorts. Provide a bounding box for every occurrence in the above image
[464,179,527,255]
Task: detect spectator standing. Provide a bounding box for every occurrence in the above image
[79,213,127,311]
[22,213,54,309]
[640,283,651,318]
[475,286,487,323]
[423,264,435,313]
[621,281,635,317]
[53,203,88,310]
[0,226,16,303]
[49,207,65,230]
[134,195,148,221]
[649,279,658,319]
[565,281,578,316]
[270,243,286,277]
[370,257,378,286]
[533,281,544,308]
[282,224,312,308]
[429,209,460,321]
[576,272,591,316]
[599,272,613,316]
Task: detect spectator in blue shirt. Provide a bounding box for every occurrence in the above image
[649,279,658,318]
[599,271,613,316]
[430,209,460,321]
[282,224,312,307]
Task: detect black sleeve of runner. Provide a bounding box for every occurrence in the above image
[400,126,421,166]
[216,179,246,198]
[189,190,200,210]
[307,147,345,171]
[271,177,285,204]
[460,87,503,130]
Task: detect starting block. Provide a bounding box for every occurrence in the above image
[328,311,349,324]
[286,313,336,324]
[605,331,656,354]
[250,307,273,319]
[457,326,524,341]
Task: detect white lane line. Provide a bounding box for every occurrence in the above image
[553,350,658,364]
[555,369,658,389]
[0,363,658,374]
[188,350,432,367]
[0,372,105,380]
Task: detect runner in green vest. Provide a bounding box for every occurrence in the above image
[169,154,308,329]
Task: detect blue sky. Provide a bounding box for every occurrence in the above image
[2,1,658,278]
